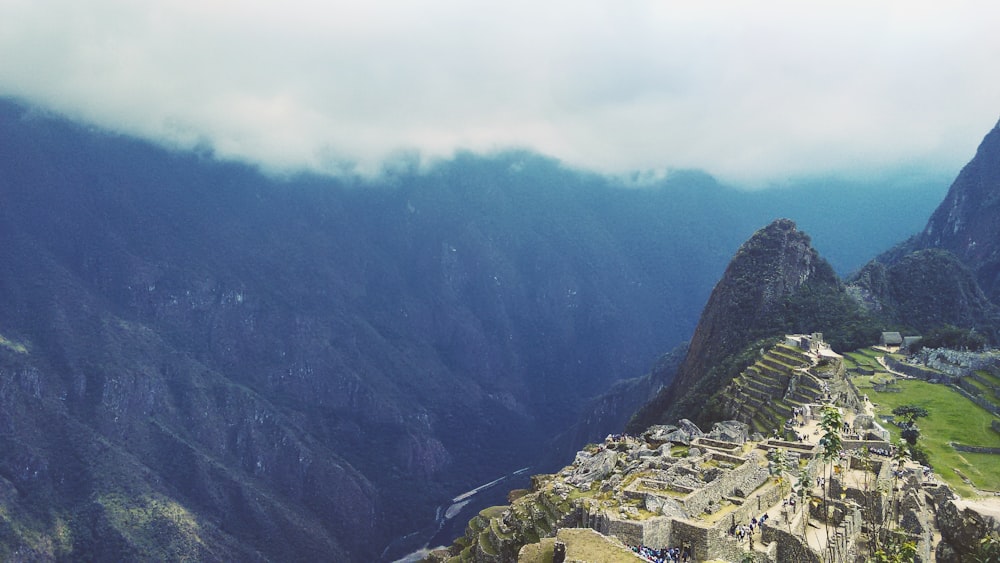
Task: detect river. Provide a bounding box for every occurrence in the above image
[382,467,532,562]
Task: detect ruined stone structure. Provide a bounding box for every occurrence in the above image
[430,337,1000,563]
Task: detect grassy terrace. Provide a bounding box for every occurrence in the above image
[965,376,994,396]
[844,350,881,372]
[519,528,641,563]
[976,369,1000,387]
[855,377,1000,496]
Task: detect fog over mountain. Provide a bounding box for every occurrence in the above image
[1,2,998,185]
[1,3,997,561]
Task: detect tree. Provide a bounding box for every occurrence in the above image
[793,468,813,534]
[768,447,788,484]
[892,404,929,448]
[891,405,928,426]
[819,404,844,562]
[871,538,917,563]
[900,425,920,446]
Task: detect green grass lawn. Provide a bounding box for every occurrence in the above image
[863,379,1000,496]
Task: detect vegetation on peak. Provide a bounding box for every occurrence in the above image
[849,249,1000,342]
[628,220,879,432]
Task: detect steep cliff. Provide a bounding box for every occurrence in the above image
[849,118,1000,339]
[912,118,1000,303]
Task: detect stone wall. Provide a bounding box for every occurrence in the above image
[666,518,713,562]
[763,522,820,563]
[693,437,743,454]
[971,372,1000,394]
[935,497,1000,562]
[583,509,648,547]
[950,443,1000,455]
[915,348,999,378]
[718,478,791,539]
[884,357,951,383]
[841,438,892,452]
[951,384,1000,416]
[958,377,986,398]
[683,452,769,516]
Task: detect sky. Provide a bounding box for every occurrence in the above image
[2,0,1000,186]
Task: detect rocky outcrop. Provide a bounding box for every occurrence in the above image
[935,496,1000,562]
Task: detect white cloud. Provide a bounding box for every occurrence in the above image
[1,0,999,185]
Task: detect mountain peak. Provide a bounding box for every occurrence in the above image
[915,120,1000,301]
[629,219,843,430]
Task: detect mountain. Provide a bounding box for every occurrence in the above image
[0,98,950,561]
[848,119,1000,339]
[628,219,878,431]
[910,118,1000,303]
[849,250,1000,338]
[0,102,710,561]
[631,116,1000,438]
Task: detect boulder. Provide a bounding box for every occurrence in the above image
[935,498,1000,562]
[678,419,705,438]
[644,494,688,519]
[708,420,749,444]
[667,429,696,445]
[566,448,618,487]
[644,424,690,444]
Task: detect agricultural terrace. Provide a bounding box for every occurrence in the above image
[848,347,1000,497]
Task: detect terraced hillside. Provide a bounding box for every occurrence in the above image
[720,338,838,435]
[958,369,1000,415]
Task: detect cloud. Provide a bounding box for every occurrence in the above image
[1,0,999,185]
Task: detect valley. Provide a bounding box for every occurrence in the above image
[0,98,996,562]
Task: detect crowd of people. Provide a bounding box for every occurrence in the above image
[629,543,692,562]
[867,445,894,457]
[728,512,770,543]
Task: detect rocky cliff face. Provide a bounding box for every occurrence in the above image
[847,118,1000,339]
[913,119,1000,303]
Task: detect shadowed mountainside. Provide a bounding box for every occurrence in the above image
[0,99,948,561]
